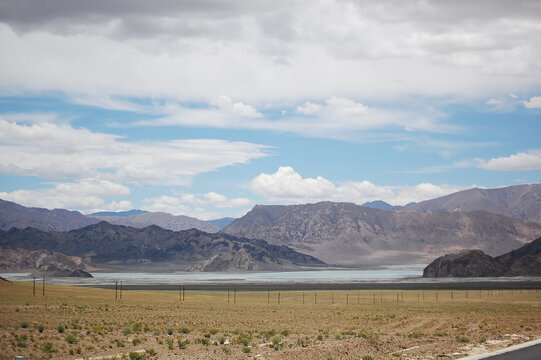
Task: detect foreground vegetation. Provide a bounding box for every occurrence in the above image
[1,281,540,359]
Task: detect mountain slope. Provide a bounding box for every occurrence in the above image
[0,222,325,271]
[0,199,99,231]
[90,212,219,233]
[0,246,92,277]
[407,183,541,223]
[423,237,541,277]
[222,202,541,265]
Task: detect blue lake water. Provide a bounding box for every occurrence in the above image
[1,267,424,285]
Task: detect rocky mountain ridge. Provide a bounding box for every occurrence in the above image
[0,222,325,271]
[423,236,541,277]
[222,201,541,265]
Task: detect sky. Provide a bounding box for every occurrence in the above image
[0,0,540,220]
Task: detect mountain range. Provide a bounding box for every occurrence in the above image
[222,202,541,264]
[423,236,541,277]
[0,183,539,269]
[0,222,325,271]
[406,184,541,223]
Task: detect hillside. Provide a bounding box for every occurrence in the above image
[222,202,541,265]
[406,183,541,223]
[423,236,541,277]
[0,199,99,231]
[0,222,325,271]
[90,212,219,233]
[0,246,92,277]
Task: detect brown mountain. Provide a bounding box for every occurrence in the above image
[423,236,541,277]
[406,183,541,223]
[222,202,541,265]
[0,222,325,272]
[0,199,99,231]
[90,212,219,233]
[0,246,92,277]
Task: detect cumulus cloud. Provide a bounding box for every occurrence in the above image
[143,192,253,220]
[477,151,541,171]
[0,118,269,184]
[523,96,541,109]
[250,166,469,205]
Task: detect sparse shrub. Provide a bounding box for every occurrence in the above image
[242,346,251,353]
[196,338,210,346]
[166,327,174,335]
[362,356,373,360]
[178,339,189,349]
[115,339,125,348]
[218,336,226,344]
[408,332,423,339]
[235,335,250,346]
[132,338,141,345]
[41,342,58,353]
[179,327,191,334]
[435,331,448,337]
[65,333,78,344]
[281,330,289,336]
[456,335,469,343]
[145,348,156,355]
[129,352,146,360]
[209,329,218,335]
[20,321,29,328]
[57,324,66,333]
[123,327,132,336]
[271,336,281,345]
[222,347,231,355]
[166,338,174,350]
[133,323,143,333]
[335,334,342,340]
[479,337,487,344]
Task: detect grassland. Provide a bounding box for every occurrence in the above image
[1,280,540,359]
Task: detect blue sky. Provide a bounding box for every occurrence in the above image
[0,1,540,219]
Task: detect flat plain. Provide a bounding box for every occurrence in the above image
[1,280,540,360]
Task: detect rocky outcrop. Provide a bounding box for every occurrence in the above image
[0,246,93,277]
[0,222,325,271]
[423,237,541,277]
[406,183,541,223]
[222,202,541,265]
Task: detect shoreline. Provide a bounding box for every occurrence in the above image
[82,279,541,291]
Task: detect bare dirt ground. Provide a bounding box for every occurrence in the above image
[1,281,540,360]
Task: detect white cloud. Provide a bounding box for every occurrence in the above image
[250,166,469,205]
[0,179,130,211]
[296,102,323,115]
[0,118,269,184]
[477,151,541,171]
[211,95,262,118]
[1,1,540,103]
[143,192,253,220]
[523,96,541,109]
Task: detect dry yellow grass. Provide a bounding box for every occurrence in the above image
[1,281,540,359]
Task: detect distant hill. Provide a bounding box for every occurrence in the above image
[423,236,541,277]
[0,222,325,272]
[208,217,236,229]
[222,201,541,265]
[89,209,149,217]
[0,246,92,277]
[0,199,99,231]
[407,183,541,223]
[90,212,219,233]
[361,200,393,210]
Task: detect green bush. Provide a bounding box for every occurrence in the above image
[166,327,174,335]
[41,342,58,353]
[271,336,281,345]
[57,324,65,333]
[242,346,251,353]
[218,336,226,344]
[178,339,189,349]
[20,321,29,328]
[166,338,174,350]
[196,338,210,346]
[65,333,78,344]
[456,335,469,343]
[129,352,146,360]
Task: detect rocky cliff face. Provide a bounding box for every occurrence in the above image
[406,183,541,223]
[0,222,325,271]
[222,202,541,265]
[0,246,92,277]
[423,237,541,277]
